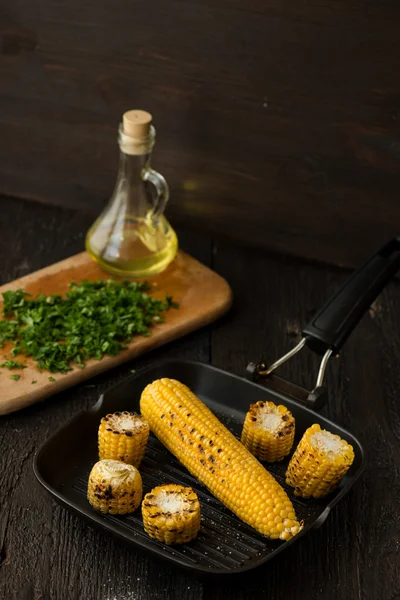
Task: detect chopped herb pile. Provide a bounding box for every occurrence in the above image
[10,374,21,381]
[0,360,27,370]
[0,280,178,374]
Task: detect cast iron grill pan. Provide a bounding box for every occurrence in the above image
[34,360,364,576]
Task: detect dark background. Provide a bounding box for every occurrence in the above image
[1,0,400,267]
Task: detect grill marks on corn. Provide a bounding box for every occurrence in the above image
[98,411,150,467]
[241,401,295,463]
[148,488,188,514]
[103,411,148,435]
[141,378,302,541]
[142,484,200,544]
[143,381,229,484]
[162,399,227,477]
[87,459,143,515]
[286,424,355,498]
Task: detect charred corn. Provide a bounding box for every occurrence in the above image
[87,459,143,514]
[98,411,150,467]
[142,484,200,545]
[241,401,295,462]
[140,378,302,541]
[286,424,355,498]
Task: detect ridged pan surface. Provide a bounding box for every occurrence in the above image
[34,360,365,575]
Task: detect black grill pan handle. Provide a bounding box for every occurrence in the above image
[303,236,400,355]
[247,237,400,408]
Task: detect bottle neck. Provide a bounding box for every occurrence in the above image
[117,151,151,185]
[116,123,155,185]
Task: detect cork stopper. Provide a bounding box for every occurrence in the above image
[122,110,152,139]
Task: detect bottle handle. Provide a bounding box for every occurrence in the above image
[143,168,170,220]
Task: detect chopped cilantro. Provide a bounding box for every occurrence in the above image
[48,376,56,382]
[31,380,37,384]
[0,320,18,347]
[10,374,20,381]
[0,280,178,374]
[0,360,27,369]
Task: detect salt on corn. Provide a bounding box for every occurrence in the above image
[286,423,355,498]
[98,411,150,467]
[142,484,200,545]
[241,400,295,462]
[87,459,143,514]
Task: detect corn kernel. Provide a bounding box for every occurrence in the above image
[241,401,295,463]
[286,424,355,498]
[98,411,149,467]
[87,459,142,515]
[142,484,200,545]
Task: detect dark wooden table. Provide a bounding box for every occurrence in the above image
[1,197,399,600]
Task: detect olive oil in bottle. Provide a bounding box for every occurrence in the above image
[86,110,178,278]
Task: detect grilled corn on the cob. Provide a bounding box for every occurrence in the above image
[142,484,200,545]
[241,401,295,462]
[286,423,355,498]
[140,378,302,541]
[98,411,150,467]
[87,459,143,514]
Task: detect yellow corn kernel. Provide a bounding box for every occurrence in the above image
[98,411,150,467]
[140,378,302,541]
[142,484,200,545]
[286,423,355,498]
[241,400,295,462]
[87,459,143,514]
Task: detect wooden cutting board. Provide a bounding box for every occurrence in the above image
[0,251,232,415]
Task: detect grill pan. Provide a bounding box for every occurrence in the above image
[33,237,400,576]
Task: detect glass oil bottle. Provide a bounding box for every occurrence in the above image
[86,110,178,278]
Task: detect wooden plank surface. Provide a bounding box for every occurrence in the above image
[0,250,231,415]
[1,0,400,268]
[1,196,400,600]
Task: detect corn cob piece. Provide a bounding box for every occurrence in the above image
[87,459,143,514]
[142,484,200,545]
[98,411,150,467]
[286,424,355,498]
[241,401,295,462]
[140,378,302,541]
